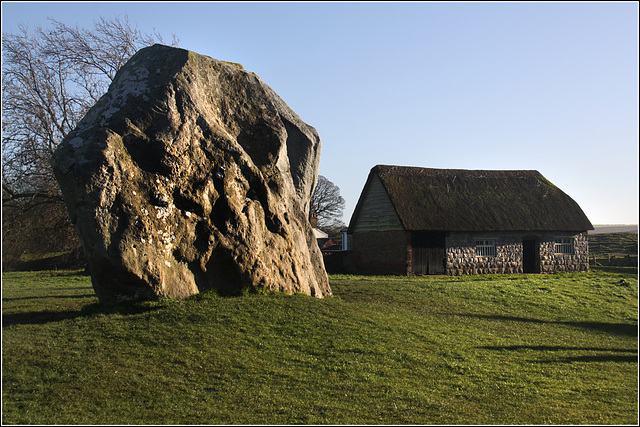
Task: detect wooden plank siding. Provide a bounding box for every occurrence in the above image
[410,232,446,275]
[351,175,403,232]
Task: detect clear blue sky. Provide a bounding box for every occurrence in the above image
[3,1,638,225]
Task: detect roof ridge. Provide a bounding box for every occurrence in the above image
[373,164,540,175]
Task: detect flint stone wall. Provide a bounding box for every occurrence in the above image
[345,230,589,275]
[446,231,589,275]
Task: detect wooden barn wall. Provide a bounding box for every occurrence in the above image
[352,176,403,232]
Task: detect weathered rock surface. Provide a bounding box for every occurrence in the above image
[51,44,331,302]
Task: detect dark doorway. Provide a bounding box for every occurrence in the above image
[411,232,446,275]
[522,237,539,273]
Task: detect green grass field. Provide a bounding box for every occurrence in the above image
[2,268,638,424]
[588,232,638,267]
[589,232,638,257]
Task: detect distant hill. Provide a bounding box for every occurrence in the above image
[589,225,638,235]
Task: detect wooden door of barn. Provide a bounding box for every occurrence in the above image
[411,232,446,275]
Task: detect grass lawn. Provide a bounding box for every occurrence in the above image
[2,268,638,424]
[588,232,638,267]
[588,232,638,256]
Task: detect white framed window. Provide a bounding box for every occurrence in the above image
[554,238,574,255]
[476,240,496,257]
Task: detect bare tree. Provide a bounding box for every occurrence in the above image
[2,16,178,265]
[310,175,346,230]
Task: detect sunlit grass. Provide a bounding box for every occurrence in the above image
[589,232,638,256]
[2,268,637,424]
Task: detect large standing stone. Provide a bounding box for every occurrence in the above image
[50,44,331,302]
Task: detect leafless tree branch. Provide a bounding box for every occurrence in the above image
[2,15,179,262]
[310,175,346,229]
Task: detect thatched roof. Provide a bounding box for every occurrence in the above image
[350,165,594,232]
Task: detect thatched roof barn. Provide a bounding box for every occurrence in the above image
[350,165,594,232]
[346,165,593,275]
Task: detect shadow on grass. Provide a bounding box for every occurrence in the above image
[2,302,162,327]
[2,294,96,302]
[478,345,636,352]
[478,345,638,363]
[449,313,638,337]
[535,354,638,363]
